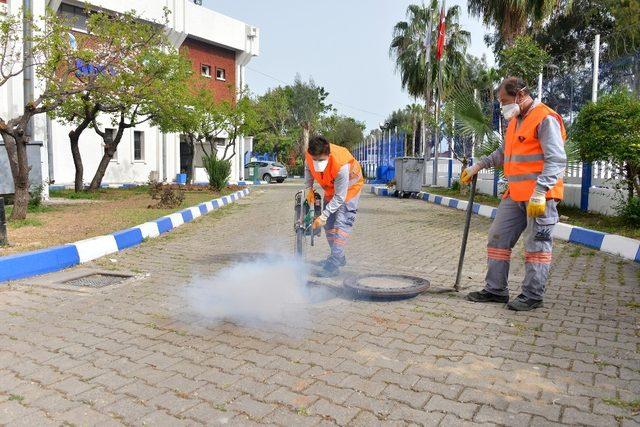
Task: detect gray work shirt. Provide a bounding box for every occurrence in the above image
[305,162,350,217]
[477,101,566,194]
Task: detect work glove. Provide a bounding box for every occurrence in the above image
[527,189,547,217]
[460,164,481,185]
[305,188,315,205]
[313,213,327,229]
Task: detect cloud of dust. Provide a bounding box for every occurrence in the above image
[182,254,332,332]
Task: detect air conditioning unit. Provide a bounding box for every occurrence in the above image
[247,26,258,38]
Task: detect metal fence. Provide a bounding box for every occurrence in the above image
[354,132,405,183]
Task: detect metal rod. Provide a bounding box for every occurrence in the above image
[23,0,34,141]
[0,197,8,246]
[592,34,600,103]
[454,175,477,291]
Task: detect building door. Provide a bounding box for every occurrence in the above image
[179,135,193,176]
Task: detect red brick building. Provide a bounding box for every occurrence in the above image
[181,38,237,103]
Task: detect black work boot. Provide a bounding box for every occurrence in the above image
[507,294,543,311]
[316,259,340,278]
[467,289,509,304]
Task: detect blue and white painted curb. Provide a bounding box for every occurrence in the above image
[0,188,251,283]
[371,185,640,263]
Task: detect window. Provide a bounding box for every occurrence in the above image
[106,128,117,161]
[134,131,144,161]
[58,3,88,30]
[201,64,211,78]
[216,67,226,81]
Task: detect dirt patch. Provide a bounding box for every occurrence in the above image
[0,186,235,256]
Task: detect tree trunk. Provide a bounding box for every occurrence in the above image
[302,125,310,153]
[412,114,417,156]
[89,150,113,190]
[69,131,84,192]
[68,107,97,192]
[626,163,636,200]
[89,133,123,190]
[1,133,31,220]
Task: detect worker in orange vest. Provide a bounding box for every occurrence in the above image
[460,76,567,311]
[305,135,364,277]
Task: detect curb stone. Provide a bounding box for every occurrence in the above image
[371,185,640,263]
[0,188,251,282]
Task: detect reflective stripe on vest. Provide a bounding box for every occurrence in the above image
[305,143,364,202]
[504,103,566,202]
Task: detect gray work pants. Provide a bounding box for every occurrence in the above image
[324,195,360,266]
[485,197,558,300]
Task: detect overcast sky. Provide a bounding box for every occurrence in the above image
[203,0,494,131]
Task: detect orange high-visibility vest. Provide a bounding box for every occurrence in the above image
[306,143,364,202]
[504,103,567,202]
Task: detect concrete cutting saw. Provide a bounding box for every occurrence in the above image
[293,190,322,257]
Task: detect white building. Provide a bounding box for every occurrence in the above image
[0,0,259,195]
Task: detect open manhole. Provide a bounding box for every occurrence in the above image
[343,274,430,300]
[63,273,132,288]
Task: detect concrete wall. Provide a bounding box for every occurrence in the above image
[49,118,166,185]
[0,143,43,196]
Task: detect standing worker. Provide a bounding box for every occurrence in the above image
[305,135,364,277]
[460,76,567,311]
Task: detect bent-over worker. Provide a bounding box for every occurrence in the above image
[461,76,567,311]
[305,135,364,277]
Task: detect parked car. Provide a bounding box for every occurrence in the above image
[245,161,288,183]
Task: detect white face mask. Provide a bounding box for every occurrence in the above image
[501,103,520,120]
[313,159,329,172]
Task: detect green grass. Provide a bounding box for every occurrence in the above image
[5,204,54,217]
[624,301,640,309]
[49,186,149,201]
[602,398,640,412]
[8,394,24,402]
[424,186,640,239]
[8,218,43,229]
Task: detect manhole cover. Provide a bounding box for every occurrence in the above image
[343,274,430,299]
[63,273,131,288]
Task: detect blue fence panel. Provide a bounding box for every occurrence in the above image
[245,151,276,164]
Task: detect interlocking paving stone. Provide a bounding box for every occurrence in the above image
[1,184,638,425]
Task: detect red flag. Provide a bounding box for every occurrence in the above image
[435,4,446,61]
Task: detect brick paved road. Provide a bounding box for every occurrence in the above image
[1,184,639,426]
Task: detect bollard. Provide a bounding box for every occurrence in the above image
[0,197,7,246]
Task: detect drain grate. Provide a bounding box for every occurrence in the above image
[63,273,131,288]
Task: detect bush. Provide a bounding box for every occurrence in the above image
[149,187,185,209]
[616,197,640,226]
[28,185,43,209]
[451,180,461,191]
[288,159,304,177]
[203,154,231,191]
[571,90,640,200]
[147,179,163,200]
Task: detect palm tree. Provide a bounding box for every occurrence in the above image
[390,2,471,107]
[468,0,562,47]
[390,1,470,157]
[406,103,424,156]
